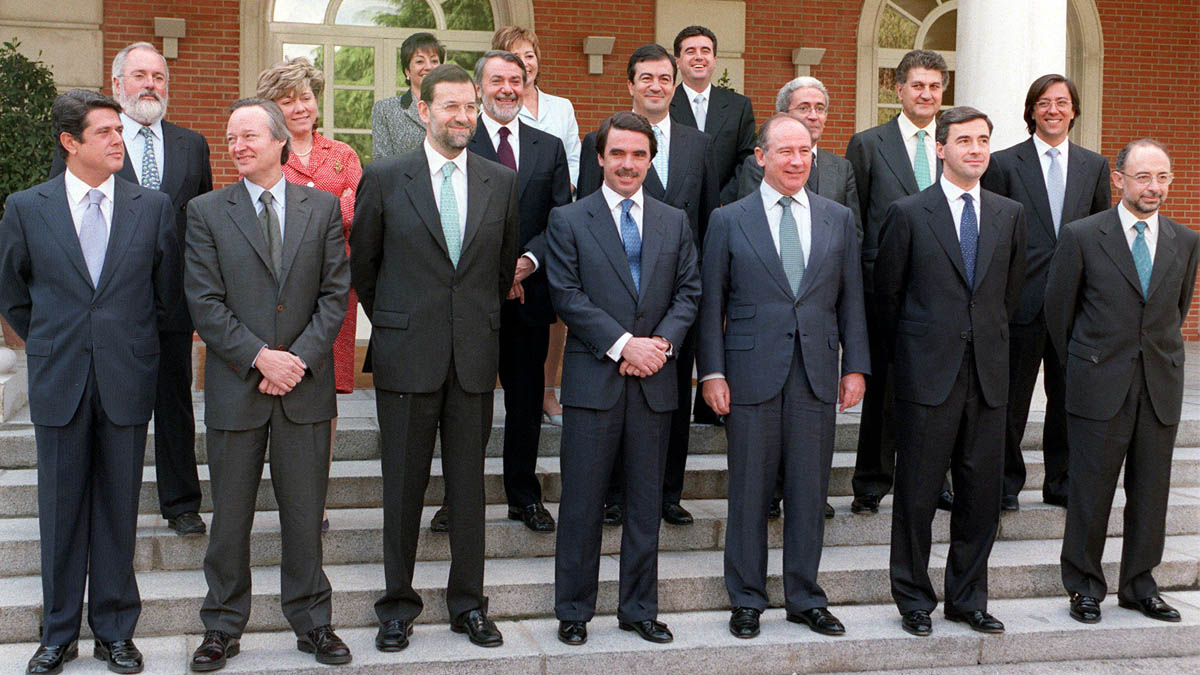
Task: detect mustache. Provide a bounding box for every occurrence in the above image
[615,167,640,178]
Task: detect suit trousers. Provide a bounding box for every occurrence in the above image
[890,345,1004,614]
[853,300,897,498]
[35,366,146,646]
[498,301,550,508]
[555,378,671,622]
[200,400,332,637]
[153,329,202,518]
[1060,357,1176,603]
[1004,316,1069,500]
[375,357,492,624]
[725,342,836,613]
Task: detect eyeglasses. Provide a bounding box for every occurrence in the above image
[122,71,167,87]
[1120,172,1174,187]
[435,102,479,116]
[1035,98,1072,111]
[788,103,827,115]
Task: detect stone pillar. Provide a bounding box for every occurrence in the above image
[955,0,1067,151]
[0,347,26,422]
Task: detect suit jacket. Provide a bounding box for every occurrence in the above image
[697,189,870,406]
[980,137,1111,324]
[371,97,427,161]
[467,119,572,325]
[874,184,1027,408]
[0,174,179,426]
[735,149,863,240]
[546,190,701,413]
[578,120,719,251]
[52,119,213,332]
[1044,208,1200,425]
[670,84,756,204]
[351,148,520,393]
[185,180,349,430]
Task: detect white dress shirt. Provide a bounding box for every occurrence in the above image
[63,168,115,236]
[1032,133,1070,186]
[120,112,163,186]
[424,139,468,239]
[939,175,982,242]
[601,183,645,362]
[1118,201,1159,262]
[897,112,937,176]
[760,180,812,266]
[479,112,521,168]
[680,82,712,132]
[243,174,287,238]
[518,87,582,188]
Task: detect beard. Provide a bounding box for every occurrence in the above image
[117,88,168,125]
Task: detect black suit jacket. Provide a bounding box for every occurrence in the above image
[980,137,1111,324]
[51,119,213,332]
[874,184,1027,408]
[1044,208,1200,425]
[670,85,756,204]
[467,119,572,325]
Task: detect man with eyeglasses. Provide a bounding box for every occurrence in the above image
[981,74,1110,513]
[1046,139,1197,626]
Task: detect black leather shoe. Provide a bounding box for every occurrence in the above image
[788,607,845,636]
[375,619,413,652]
[1000,494,1019,511]
[191,630,238,672]
[27,641,77,675]
[662,503,694,525]
[168,511,206,536]
[767,500,782,520]
[1044,493,1068,508]
[900,610,932,636]
[296,625,352,665]
[558,620,588,645]
[93,639,143,674]
[508,503,556,532]
[603,503,623,526]
[430,506,449,533]
[824,502,835,519]
[851,494,880,514]
[729,607,760,639]
[1119,595,1182,622]
[619,619,673,643]
[451,609,503,647]
[945,609,1004,633]
[1069,593,1101,624]
[714,414,726,427]
[937,490,954,511]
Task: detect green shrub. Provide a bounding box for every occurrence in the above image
[0,39,57,219]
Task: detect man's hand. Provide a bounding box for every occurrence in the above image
[650,336,672,354]
[619,360,647,377]
[255,348,305,390]
[258,377,290,396]
[620,337,667,376]
[513,256,535,283]
[838,372,866,413]
[702,378,731,415]
[507,279,525,303]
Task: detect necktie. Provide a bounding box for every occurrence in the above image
[258,190,283,279]
[778,196,806,295]
[652,125,669,190]
[694,93,707,132]
[1132,221,1152,297]
[1046,147,1065,234]
[914,129,932,190]
[140,126,161,190]
[497,126,517,172]
[806,151,820,193]
[960,193,978,290]
[79,189,108,286]
[620,198,642,292]
[440,162,462,266]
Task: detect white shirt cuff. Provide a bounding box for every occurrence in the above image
[699,373,725,383]
[607,332,633,362]
[521,251,539,271]
[251,344,268,370]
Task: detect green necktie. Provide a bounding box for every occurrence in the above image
[1132,221,1152,297]
[439,162,462,266]
[258,190,282,279]
[914,129,932,190]
[778,196,805,295]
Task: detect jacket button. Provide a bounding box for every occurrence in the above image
[277,344,286,350]
[786,333,794,339]
[277,304,284,312]
[960,331,969,339]
[90,305,98,311]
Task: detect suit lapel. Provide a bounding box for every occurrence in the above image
[1098,210,1144,296]
[643,162,666,199]
[225,181,274,276]
[1013,138,1056,241]
[796,191,831,299]
[637,201,665,303]
[38,175,94,288]
[972,192,1003,288]
[468,123,498,163]
[461,155,491,257]
[93,179,142,296]
[1145,216,1179,300]
[924,188,971,287]
[880,117,920,195]
[158,121,186,199]
[1061,142,1089,224]
[670,86,699,128]
[585,194,639,301]
[742,197,794,298]
[403,153,450,260]
[663,122,688,204]
[277,182,313,291]
[116,151,137,184]
[516,121,536,194]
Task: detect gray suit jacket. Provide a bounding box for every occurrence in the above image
[546,190,701,413]
[735,148,863,240]
[697,189,870,405]
[185,180,349,430]
[371,97,427,161]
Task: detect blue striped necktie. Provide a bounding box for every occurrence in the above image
[960,193,978,290]
[620,198,642,292]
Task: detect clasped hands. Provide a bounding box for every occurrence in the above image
[256,348,307,396]
[619,336,671,378]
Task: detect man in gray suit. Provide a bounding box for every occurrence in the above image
[185,99,351,671]
[550,111,701,646]
[350,63,519,651]
[700,114,869,639]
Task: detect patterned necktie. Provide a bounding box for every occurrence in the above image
[778,196,806,295]
[914,129,932,190]
[694,93,707,132]
[497,126,517,172]
[1046,147,1065,234]
[652,125,669,190]
[960,193,979,290]
[258,190,283,278]
[140,126,161,190]
[620,198,642,292]
[1132,221,1152,297]
[440,162,462,266]
[79,188,108,286]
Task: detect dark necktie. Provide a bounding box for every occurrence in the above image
[259,190,283,279]
[497,126,517,172]
[620,198,642,292]
[960,193,978,290]
[806,151,820,193]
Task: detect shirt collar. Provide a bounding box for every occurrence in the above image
[897,111,935,141]
[63,168,116,207]
[120,112,163,144]
[681,81,712,103]
[636,111,671,144]
[759,179,810,212]
[424,138,468,177]
[939,174,981,206]
[601,183,643,214]
[480,112,520,144]
[1032,133,1069,160]
[1118,201,1158,234]
[243,174,286,208]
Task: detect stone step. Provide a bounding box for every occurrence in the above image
[4,489,1199,578]
[2,593,1198,673]
[0,535,1197,643]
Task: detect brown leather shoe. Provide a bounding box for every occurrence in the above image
[297,625,352,665]
[191,630,239,672]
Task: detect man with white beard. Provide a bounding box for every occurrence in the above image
[51,41,213,538]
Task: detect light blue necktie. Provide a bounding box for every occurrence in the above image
[79,189,108,286]
[1046,147,1065,234]
[960,193,978,290]
[439,162,462,266]
[778,196,805,295]
[620,198,641,292]
[652,125,669,191]
[140,126,161,190]
[1132,221,1152,297]
[914,129,932,190]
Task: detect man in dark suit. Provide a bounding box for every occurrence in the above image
[186,99,351,670]
[1046,139,1197,625]
[50,42,213,537]
[351,64,519,651]
[846,49,948,515]
[578,44,719,526]
[699,114,869,639]
[876,107,1026,637]
[980,74,1110,511]
[2,89,179,675]
[550,111,701,646]
[466,50,572,533]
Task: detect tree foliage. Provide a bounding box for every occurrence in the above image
[0,39,57,219]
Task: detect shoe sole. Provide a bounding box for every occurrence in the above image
[786,613,845,636]
[190,643,238,672]
[296,641,352,665]
[900,622,932,637]
[618,622,673,643]
[1069,609,1101,624]
[1117,600,1182,622]
[944,615,1005,634]
[449,624,503,648]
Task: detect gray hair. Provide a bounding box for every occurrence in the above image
[112,42,169,82]
[775,76,829,113]
[1115,139,1170,172]
[229,98,292,164]
[473,50,527,86]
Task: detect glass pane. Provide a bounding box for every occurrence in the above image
[274,0,327,23]
[878,67,899,104]
[283,43,323,69]
[334,45,374,86]
[336,0,436,28]
[923,11,957,51]
[396,49,411,90]
[334,89,375,129]
[877,107,899,127]
[445,49,485,73]
[879,6,919,49]
[335,132,373,166]
[891,0,937,21]
[942,70,955,107]
[443,0,494,30]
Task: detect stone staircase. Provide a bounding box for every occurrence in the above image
[1,391,1199,673]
